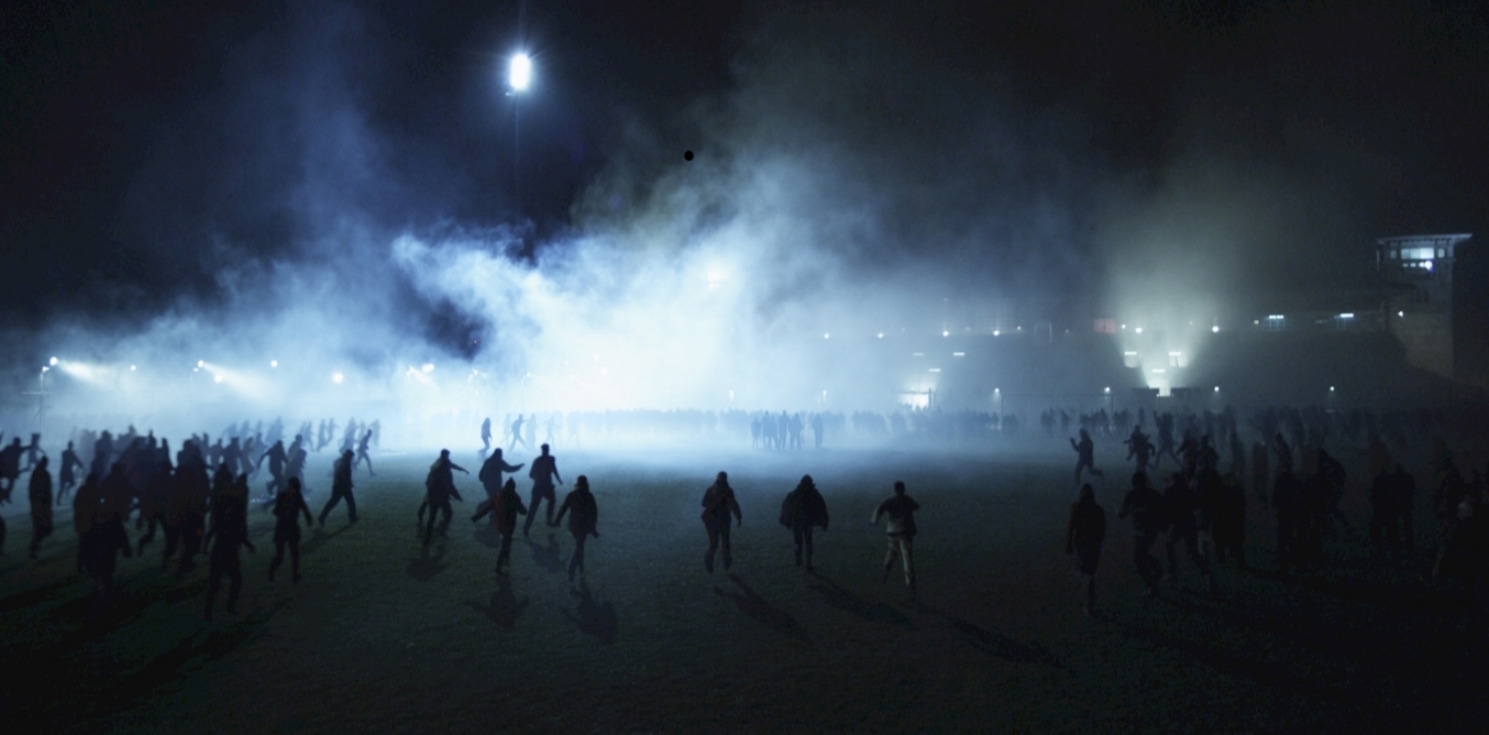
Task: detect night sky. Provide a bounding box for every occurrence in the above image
[3,0,1487,368]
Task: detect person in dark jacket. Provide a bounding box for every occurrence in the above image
[204,474,254,620]
[872,481,920,599]
[135,461,172,556]
[1163,472,1217,594]
[28,457,54,559]
[552,475,599,581]
[493,478,527,575]
[319,449,358,527]
[1066,483,1106,616]
[268,476,313,583]
[1273,469,1303,576]
[702,471,743,574]
[421,450,466,548]
[471,449,523,526]
[1118,472,1165,598]
[523,444,563,537]
[781,474,829,571]
[1070,429,1105,485]
[81,479,132,623]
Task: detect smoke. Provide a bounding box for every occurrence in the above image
[10,1,1479,434]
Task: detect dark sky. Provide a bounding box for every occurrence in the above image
[3,0,1487,335]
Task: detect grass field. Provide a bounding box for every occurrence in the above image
[2,446,1485,733]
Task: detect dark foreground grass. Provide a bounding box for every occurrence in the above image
[1,447,1485,733]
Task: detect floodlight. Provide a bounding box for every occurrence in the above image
[1212,325,1219,333]
[271,360,279,368]
[509,53,531,91]
[49,357,58,366]
[422,363,435,373]
[332,372,344,384]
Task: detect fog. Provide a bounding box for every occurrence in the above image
[3,2,1476,446]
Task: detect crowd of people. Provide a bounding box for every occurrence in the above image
[1,400,1486,635]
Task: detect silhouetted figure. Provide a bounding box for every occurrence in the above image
[57,441,84,505]
[135,461,172,556]
[80,481,132,624]
[1369,468,1402,562]
[781,474,829,571]
[1250,440,1270,510]
[872,481,919,599]
[481,417,492,454]
[1212,473,1246,568]
[492,478,526,574]
[1118,472,1165,597]
[812,413,825,449]
[702,471,742,574]
[169,462,211,576]
[1274,469,1303,576]
[1125,426,1153,474]
[257,440,288,498]
[27,457,53,558]
[72,474,100,572]
[320,449,359,527]
[204,474,255,621]
[509,414,529,451]
[268,477,313,583]
[472,449,523,526]
[354,430,375,476]
[1163,473,1217,594]
[421,450,466,548]
[1066,483,1106,616]
[1394,464,1417,553]
[1071,429,1104,485]
[0,437,23,500]
[552,475,599,581]
[21,433,44,472]
[523,444,563,537]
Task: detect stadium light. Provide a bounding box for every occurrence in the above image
[422,363,435,373]
[509,53,532,92]
[332,372,345,384]
[49,356,58,367]
[270,360,279,368]
[1211,325,1219,333]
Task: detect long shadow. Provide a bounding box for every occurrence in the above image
[406,545,448,582]
[946,615,1066,669]
[38,598,291,728]
[300,525,352,557]
[0,575,86,614]
[808,573,914,629]
[471,523,503,549]
[561,579,617,645]
[714,574,812,647]
[460,577,529,628]
[524,533,564,576]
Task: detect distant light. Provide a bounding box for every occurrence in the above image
[1135,327,1143,334]
[912,352,923,357]
[41,366,49,373]
[49,357,58,366]
[1104,386,1111,393]
[1017,326,1023,331]
[332,372,344,384]
[993,330,1001,336]
[1329,386,1335,392]
[929,368,941,373]
[129,365,136,371]
[509,53,532,91]
[1398,311,1405,317]
[994,388,1000,393]
[823,333,830,340]
[1254,320,1260,325]
[1267,315,1284,320]
[422,363,434,373]
[1123,351,1137,356]
[1338,313,1354,319]
[942,330,949,337]
[1150,369,1166,374]
[214,374,223,384]
[270,360,279,368]
[1214,386,1220,392]
[197,360,205,368]
[1121,324,1127,330]
[1212,325,1220,333]
[953,352,965,357]
[1168,351,1181,356]
[877,333,884,339]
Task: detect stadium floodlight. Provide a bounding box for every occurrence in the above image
[509,53,532,91]
[270,360,279,368]
[1135,327,1143,334]
[1104,386,1110,393]
[49,357,58,366]
[1212,325,1220,333]
[197,360,205,368]
[823,333,830,340]
[130,365,137,371]
[993,330,1000,336]
[1214,386,1220,392]
[942,330,949,337]
[332,372,344,384]
[422,363,435,373]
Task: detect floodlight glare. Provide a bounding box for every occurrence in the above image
[49,357,58,366]
[197,360,205,368]
[1212,325,1220,333]
[130,365,137,371]
[509,53,532,91]
[332,372,345,384]
[422,363,435,373]
[271,360,279,368]
[942,330,949,337]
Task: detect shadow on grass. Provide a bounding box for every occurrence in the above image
[471,523,503,549]
[947,616,1066,669]
[0,574,86,613]
[301,525,352,556]
[809,573,914,629]
[524,533,564,575]
[461,576,529,628]
[407,545,448,582]
[714,574,812,647]
[562,578,617,645]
